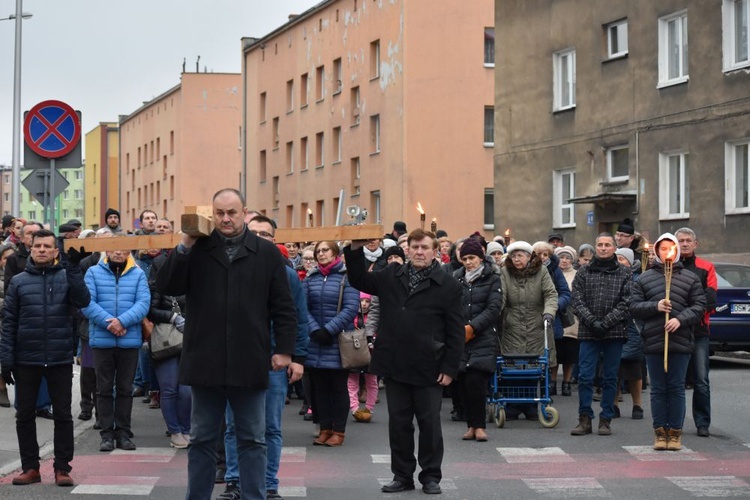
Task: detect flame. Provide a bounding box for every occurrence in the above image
[665,244,678,262]
[504,228,510,237]
[643,242,649,251]
[307,208,313,215]
[416,202,424,215]
[432,217,437,222]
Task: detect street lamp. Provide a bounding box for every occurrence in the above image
[1,0,32,217]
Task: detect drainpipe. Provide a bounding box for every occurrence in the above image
[634,129,640,216]
[240,42,248,199]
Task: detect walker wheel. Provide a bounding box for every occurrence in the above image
[539,406,559,428]
[495,407,506,428]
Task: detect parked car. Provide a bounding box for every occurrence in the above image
[710,263,750,353]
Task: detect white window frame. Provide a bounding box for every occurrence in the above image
[552,168,576,228]
[606,19,629,59]
[553,48,576,111]
[658,11,689,88]
[659,151,690,220]
[606,145,630,182]
[725,139,750,214]
[75,170,83,180]
[723,0,750,71]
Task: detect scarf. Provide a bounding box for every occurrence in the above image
[589,255,619,272]
[464,265,483,283]
[318,257,341,276]
[363,246,383,263]
[218,229,246,262]
[407,260,439,292]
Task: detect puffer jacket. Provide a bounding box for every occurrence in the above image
[621,264,644,361]
[83,255,151,349]
[500,253,558,358]
[454,261,502,373]
[572,255,631,340]
[0,260,90,367]
[303,259,359,369]
[544,254,571,340]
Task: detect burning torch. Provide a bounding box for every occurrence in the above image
[416,202,425,230]
[430,218,437,233]
[641,243,650,273]
[663,244,678,372]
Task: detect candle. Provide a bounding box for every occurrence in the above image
[416,202,425,230]
[430,218,437,233]
[641,243,649,273]
[504,228,511,247]
[307,208,313,227]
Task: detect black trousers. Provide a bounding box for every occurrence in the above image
[307,367,349,433]
[456,369,491,429]
[385,378,444,485]
[93,347,139,439]
[15,364,74,473]
[79,366,97,416]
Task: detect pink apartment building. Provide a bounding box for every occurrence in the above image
[243,0,496,237]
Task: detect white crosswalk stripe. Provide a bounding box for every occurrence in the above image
[667,476,750,497]
[523,477,611,497]
[496,446,574,463]
[622,445,706,461]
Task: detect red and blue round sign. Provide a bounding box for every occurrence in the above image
[23,100,81,159]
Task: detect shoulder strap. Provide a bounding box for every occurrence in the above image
[336,275,347,314]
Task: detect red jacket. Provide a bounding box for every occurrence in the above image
[680,254,717,337]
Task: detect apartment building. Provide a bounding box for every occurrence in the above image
[119,72,242,230]
[243,0,495,237]
[84,122,119,228]
[494,0,750,253]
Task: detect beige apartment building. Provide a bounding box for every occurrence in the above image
[84,122,119,228]
[243,0,496,237]
[119,72,242,230]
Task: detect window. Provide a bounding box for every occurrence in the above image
[553,48,576,111]
[350,86,361,126]
[333,58,342,94]
[723,0,750,71]
[156,137,160,157]
[74,189,83,200]
[62,209,69,219]
[606,145,629,181]
[370,40,380,79]
[286,141,294,173]
[300,136,309,170]
[370,190,381,223]
[4,175,8,184]
[370,115,380,154]
[3,193,7,202]
[315,132,324,167]
[483,188,495,229]
[300,73,309,106]
[351,157,361,195]
[286,80,294,112]
[138,147,142,168]
[484,106,494,146]
[332,126,342,163]
[553,169,576,227]
[658,11,689,87]
[316,199,325,226]
[260,92,267,122]
[63,190,69,200]
[315,65,325,101]
[272,176,280,208]
[75,170,83,180]
[170,131,174,154]
[260,150,267,182]
[28,210,35,220]
[725,139,750,213]
[484,28,495,66]
[272,117,280,149]
[659,151,690,219]
[606,19,628,58]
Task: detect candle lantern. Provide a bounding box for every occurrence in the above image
[430,218,437,233]
[416,202,426,230]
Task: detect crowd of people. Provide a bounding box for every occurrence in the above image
[0,197,719,499]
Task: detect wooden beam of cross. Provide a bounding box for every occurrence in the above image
[274,224,384,243]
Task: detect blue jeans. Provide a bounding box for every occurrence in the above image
[690,336,711,428]
[134,345,159,392]
[188,386,266,500]
[153,357,191,434]
[646,353,690,430]
[578,339,623,420]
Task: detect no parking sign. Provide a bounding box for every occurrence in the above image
[23,100,81,159]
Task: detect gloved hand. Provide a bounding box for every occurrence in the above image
[67,246,92,265]
[591,320,607,338]
[174,315,186,333]
[2,366,15,385]
[310,329,333,346]
[543,314,554,326]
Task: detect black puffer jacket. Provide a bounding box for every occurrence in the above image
[0,260,91,367]
[454,262,502,373]
[631,261,706,355]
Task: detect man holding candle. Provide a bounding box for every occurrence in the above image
[630,233,705,451]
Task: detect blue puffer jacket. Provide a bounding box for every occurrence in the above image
[83,255,151,349]
[303,259,359,369]
[0,260,91,367]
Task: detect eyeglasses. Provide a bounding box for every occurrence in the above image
[250,230,274,239]
[510,254,528,260]
[302,257,316,262]
[316,247,332,254]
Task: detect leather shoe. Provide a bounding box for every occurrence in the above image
[55,469,74,487]
[422,481,442,494]
[381,480,415,493]
[474,428,488,442]
[214,467,226,483]
[116,436,137,450]
[99,437,115,452]
[78,411,92,421]
[36,408,54,420]
[697,426,710,437]
[12,468,41,485]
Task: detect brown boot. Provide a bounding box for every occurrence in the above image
[313,429,333,445]
[653,427,668,450]
[325,431,345,447]
[149,391,160,409]
[12,468,41,485]
[570,414,592,435]
[667,428,682,451]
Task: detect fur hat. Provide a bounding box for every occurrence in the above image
[617,218,635,235]
[554,245,577,261]
[615,248,634,265]
[459,238,484,259]
[384,245,405,262]
[486,241,504,255]
[506,241,534,256]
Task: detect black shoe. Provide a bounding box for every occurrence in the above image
[93,421,102,430]
[298,404,309,416]
[562,382,572,396]
[36,408,54,420]
[697,426,710,437]
[217,481,241,500]
[214,467,226,483]
[632,405,644,420]
[78,412,92,421]
[450,411,466,422]
[549,384,557,396]
[99,437,115,452]
[116,436,136,451]
[422,481,442,495]
[266,489,284,500]
[132,386,145,397]
[613,406,621,419]
[381,480,415,493]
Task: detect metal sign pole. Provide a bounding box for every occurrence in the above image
[49,158,55,229]
[42,170,48,224]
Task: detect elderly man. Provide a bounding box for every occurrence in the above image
[344,229,464,495]
[157,188,297,500]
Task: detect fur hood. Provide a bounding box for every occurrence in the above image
[505,251,543,278]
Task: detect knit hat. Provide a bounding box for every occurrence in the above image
[506,241,533,256]
[435,229,448,239]
[393,221,407,236]
[360,291,372,300]
[459,238,484,259]
[615,248,634,265]
[617,218,635,235]
[78,229,96,239]
[555,245,577,261]
[486,241,504,255]
[382,238,397,249]
[105,208,120,220]
[384,245,405,262]
[578,243,595,255]
[548,232,564,243]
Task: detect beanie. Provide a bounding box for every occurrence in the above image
[486,241,504,255]
[384,245,405,262]
[617,218,635,235]
[506,241,534,256]
[105,208,121,220]
[578,243,595,255]
[382,238,397,249]
[615,248,635,265]
[359,291,372,300]
[555,245,577,261]
[459,238,484,259]
[2,215,14,229]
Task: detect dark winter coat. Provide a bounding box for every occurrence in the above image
[344,246,464,387]
[4,243,29,295]
[621,265,644,361]
[303,260,357,369]
[572,256,632,341]
[454,261,502,373]
[0,260,90,367]
[630,261,706,355]
[156,228,298,389]
[544,254,571,340]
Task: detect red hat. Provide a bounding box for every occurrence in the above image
[276,244,289,259]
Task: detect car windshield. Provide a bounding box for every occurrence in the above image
[715,264,750,288]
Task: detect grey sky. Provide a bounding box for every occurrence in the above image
[0,0,317,165]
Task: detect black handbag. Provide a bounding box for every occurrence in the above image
[560,306,576,328]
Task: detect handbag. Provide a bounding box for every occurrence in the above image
[560,306,576,328]
[150,297,183,361]
[335,277,371,369]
